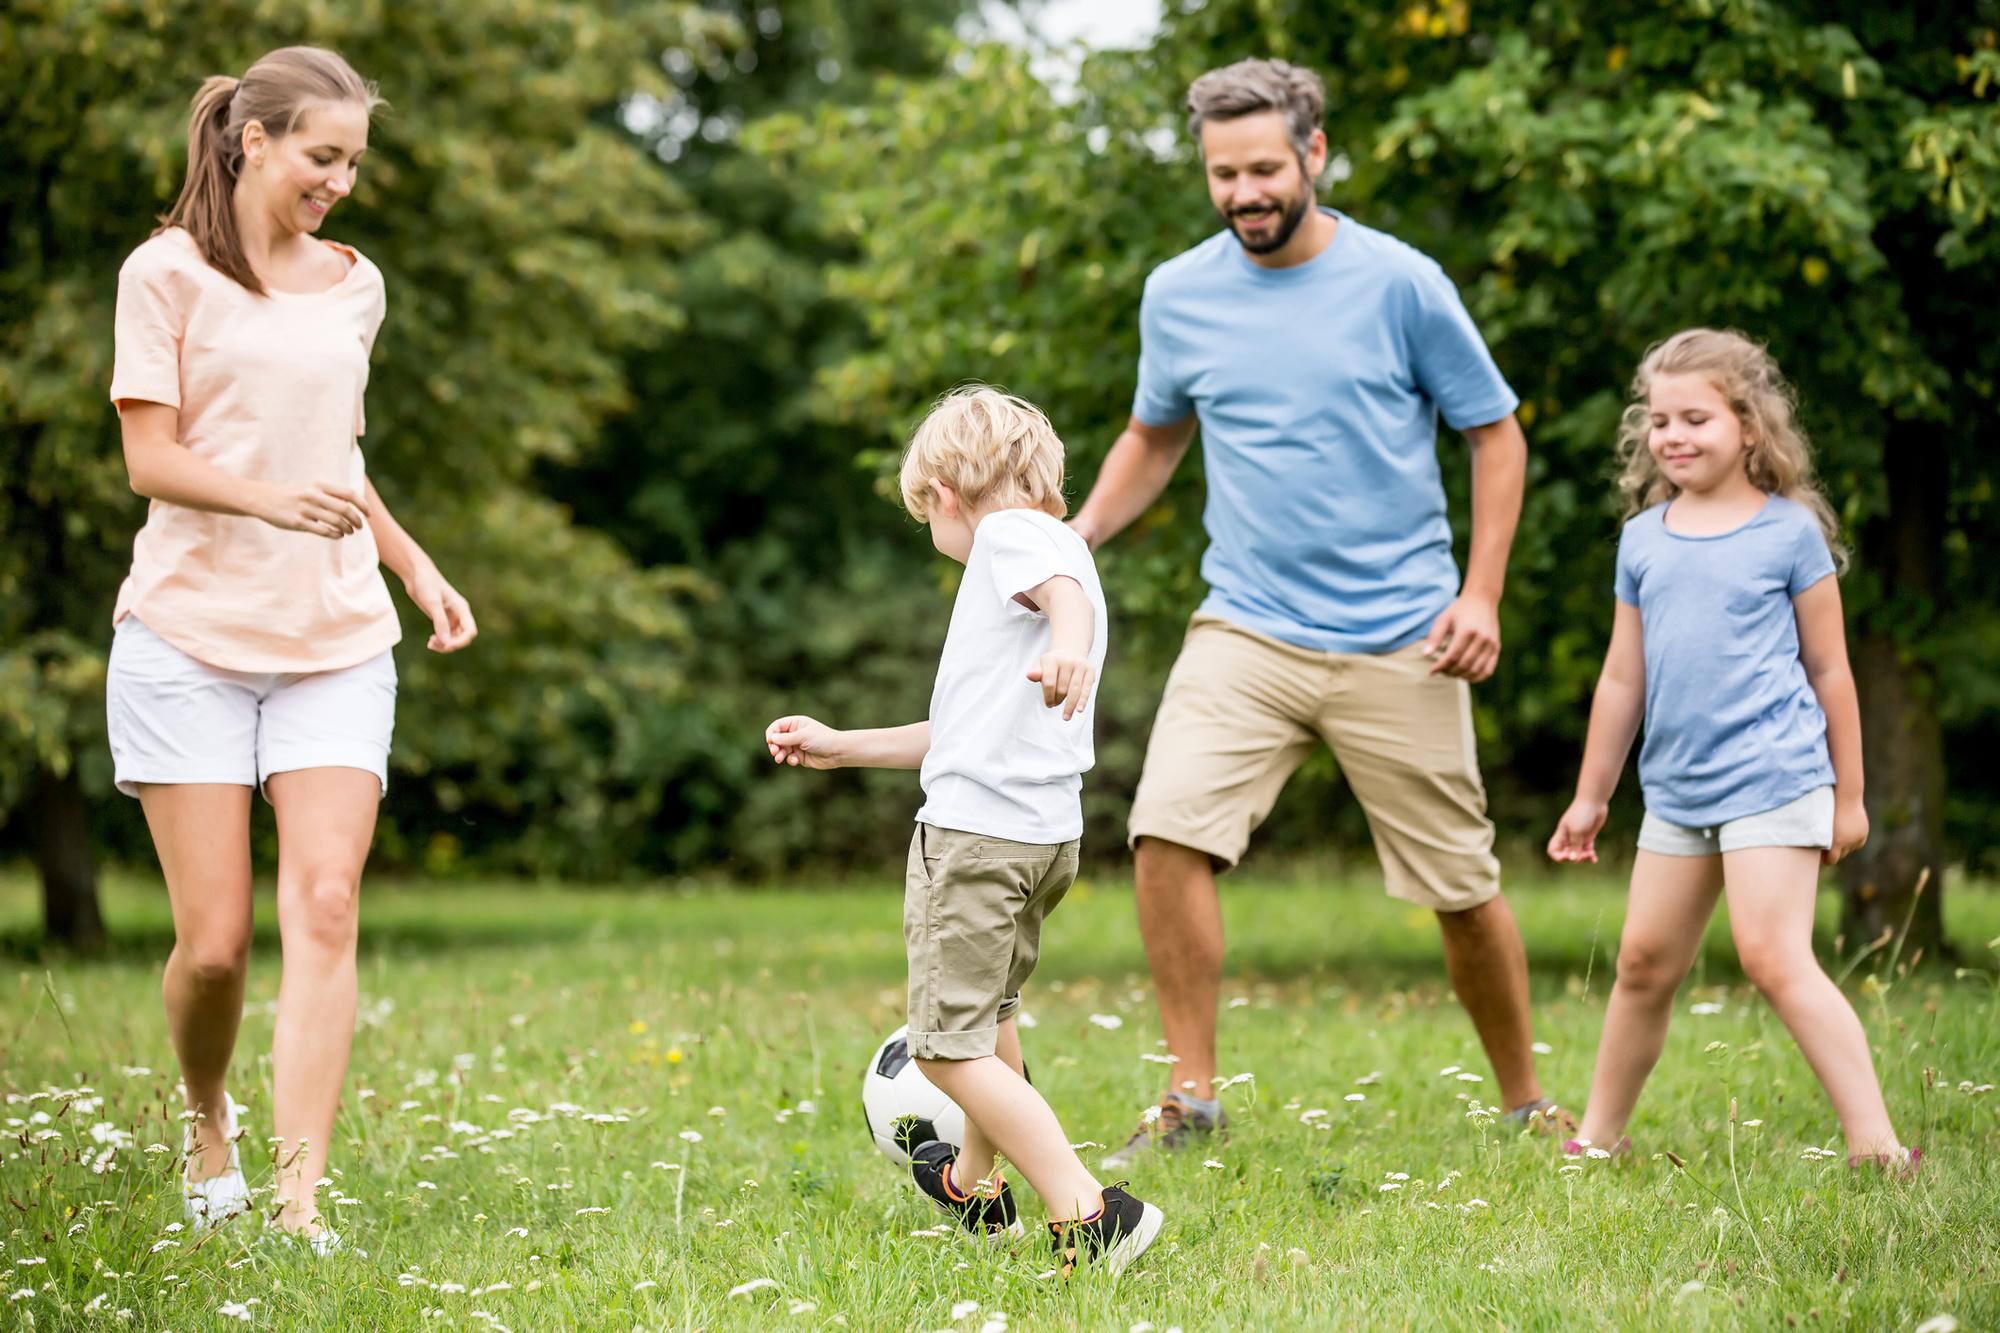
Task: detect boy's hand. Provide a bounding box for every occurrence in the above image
[1824,795,1869,866]
[765,715,844,769]
[1027,652,1095,720]
[1547,798,1608,863]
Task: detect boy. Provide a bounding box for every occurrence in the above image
[764,386,1164,1276]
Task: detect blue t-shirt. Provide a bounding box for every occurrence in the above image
[1615,495,1838,827]
[1132,209,1519,653]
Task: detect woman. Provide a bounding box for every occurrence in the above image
[107,46,475,1253]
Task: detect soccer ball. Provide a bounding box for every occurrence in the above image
[860,1025,965,1166]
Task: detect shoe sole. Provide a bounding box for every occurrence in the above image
[1097,1202,1164,1276]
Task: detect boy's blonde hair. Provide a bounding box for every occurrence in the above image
[1616,328,1848,572]
[899,386,1068,521]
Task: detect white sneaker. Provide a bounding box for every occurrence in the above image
[270,1222,343,1257]
[183,1093,250,1229]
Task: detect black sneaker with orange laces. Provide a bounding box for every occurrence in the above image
[1049,1184,1164,1277]
[908,1139,1023,1243]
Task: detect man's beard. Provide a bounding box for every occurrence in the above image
[1224,186,1313,255]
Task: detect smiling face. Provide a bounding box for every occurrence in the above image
[1647,372,1751,495]
[1199,111,1325,257]
[240,99,370,235]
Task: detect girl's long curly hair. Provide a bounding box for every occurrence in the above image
[1615,328,1847,571]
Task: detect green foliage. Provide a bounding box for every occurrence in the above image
[7,2,2000,883]
[758,1,2000,864]
[1,0,738,870]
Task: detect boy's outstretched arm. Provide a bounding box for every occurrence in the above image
[1022,575,1095,720]
[765,715,930,770]
[1548,600,1647,863]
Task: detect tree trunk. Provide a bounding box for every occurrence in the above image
[1840,425,1948,967]
[31,766,106,952]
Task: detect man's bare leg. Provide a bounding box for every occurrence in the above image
[1436,893,1543,1112]
[1134,836,1225,1102]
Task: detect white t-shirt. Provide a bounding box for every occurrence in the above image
[917,509,1109,844]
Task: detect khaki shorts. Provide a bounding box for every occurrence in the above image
[904,823,1079,1060]
[1128,613,1499,912]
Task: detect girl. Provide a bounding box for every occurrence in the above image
[1548,329,1911,1170]
[108,47,477,1252]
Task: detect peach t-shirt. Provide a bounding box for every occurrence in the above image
[108,227,401,673]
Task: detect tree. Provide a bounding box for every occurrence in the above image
[760,2,2000,958]
[1,0,737,938]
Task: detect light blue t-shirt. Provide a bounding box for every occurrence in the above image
[1132,209,1519,653]
[1615,494,1838,828]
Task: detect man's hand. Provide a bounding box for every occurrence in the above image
[1422,594,1501,681]
[765,715,845,769]
[1027,652,1096,720]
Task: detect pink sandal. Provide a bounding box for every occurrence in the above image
[1562,1136,1633,1158]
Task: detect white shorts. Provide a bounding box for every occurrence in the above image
[1637,786,1834,856]
[106,616,397,799]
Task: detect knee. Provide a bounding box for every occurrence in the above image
[1135,837,1212,886]
[914,1056,963,1089]
[177,934,250,989]
[1612,944,1684,1001]
[286,870,360,952]
[1737,941,1818,1000]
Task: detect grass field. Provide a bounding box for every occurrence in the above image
[1,868,1995,1331]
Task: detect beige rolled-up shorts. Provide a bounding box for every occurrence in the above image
[1128,613,1499,911]
[904,823,1080,1060]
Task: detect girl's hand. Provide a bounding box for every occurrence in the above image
[1548,798,1608,863]
[256,481,367,539]
[1824,796,1869,866]
[766,715,844,769]
[405,563,478,653]
[1028,652,1095,720]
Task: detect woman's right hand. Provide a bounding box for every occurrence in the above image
[1548,798,1608,863]
[255,481,367,539]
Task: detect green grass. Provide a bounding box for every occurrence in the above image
[2,869,1996,1330]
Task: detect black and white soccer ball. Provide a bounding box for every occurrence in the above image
[860,1025,965,1166]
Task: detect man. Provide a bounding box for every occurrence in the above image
[1069,58,1562,1167]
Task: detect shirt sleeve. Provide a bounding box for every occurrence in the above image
[1786,508,1838,597]
[1402,258,1519,431]
[355,261,387,436]
[1613,524,1641,607]
[1130,276,1192,427]
[983,513,1075,614]
[108,246,187,411]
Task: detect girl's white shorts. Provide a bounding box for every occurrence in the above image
[106,616,396,799]
[1637,786,1834,856]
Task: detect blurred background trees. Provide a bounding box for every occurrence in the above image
[4,0,1995,960]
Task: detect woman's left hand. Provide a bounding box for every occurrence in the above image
[406,563,478,653]
[1824,796,1869,866]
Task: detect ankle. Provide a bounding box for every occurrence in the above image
[1574,1120,1620,1147]
[1049,1190,1106,1226]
